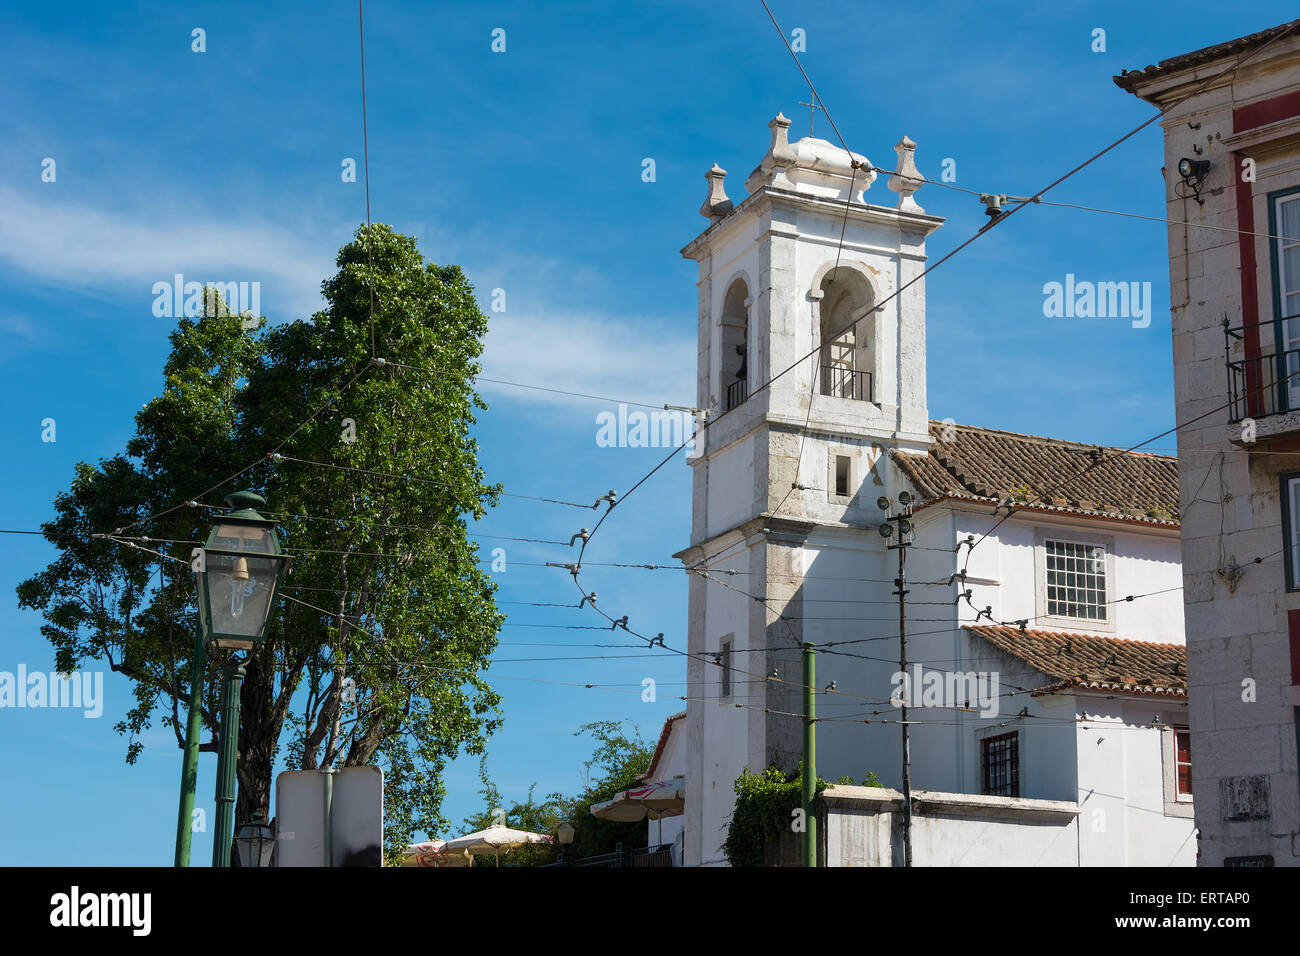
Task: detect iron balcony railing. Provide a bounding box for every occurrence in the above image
[820,365,872,402]
[1224,313,1300,423]
[726,378,748,411]
[544,842,675,868]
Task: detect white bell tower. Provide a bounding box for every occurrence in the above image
[676,112,945,865]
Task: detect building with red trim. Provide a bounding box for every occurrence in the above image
[1116,19,1300,866]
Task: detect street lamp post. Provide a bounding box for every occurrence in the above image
[556,821,574,866]
[235,813,277,868]
[174,622,206,866]
[173,490,289,868]
[212,660,246,868]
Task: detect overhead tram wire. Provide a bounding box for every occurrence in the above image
[265,453,599,510]
[956,364,1300,578]
[109,4,382,540]
[91,19,1300,727]
[543,557,1011,718]
[854,159,1300,246]
[383,359,682,413]
[822,550,1281,651]
[123,6,1299,738]
[113,535,1136,717]
[759,10,1300,589]
[102,535,1152,731]
[107,363,374,537]
[573,10,1300,563]
[566,7,1298,604]
[773,159,861,518]
[93,532,962,587]
[359,0,375,360]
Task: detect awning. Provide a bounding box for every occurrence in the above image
[590,776,685,822]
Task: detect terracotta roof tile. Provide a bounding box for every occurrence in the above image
[1113,20,1300,93]
[640,710,686,781]
[892,421,1179,526]
[965,624,1187,699]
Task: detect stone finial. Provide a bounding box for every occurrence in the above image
[699,163,733,222]
[887,136,924,213]
[766,112,798,166]
[745,112,800,193]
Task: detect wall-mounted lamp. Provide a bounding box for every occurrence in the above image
[1177,157,1212,204]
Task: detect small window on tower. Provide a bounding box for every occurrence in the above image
[720,640,732,698]
[835,455,851,497]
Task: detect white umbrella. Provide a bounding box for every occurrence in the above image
[590,776,686,822]
[442,824,552,866]
[401,840,471,868]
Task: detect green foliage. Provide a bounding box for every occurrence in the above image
[556,720,654,859]
[16,224,504,860]
[722,765,882,868]
[457,720,653,866]
[457,757,563,867]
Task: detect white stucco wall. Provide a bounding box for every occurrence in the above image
[1075,697,1197,867]
[679,118,1193,866]
[645,719,686,858]
[823,786,1082,866]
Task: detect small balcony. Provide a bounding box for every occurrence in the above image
[820,365,872,402]
[725,378,748,411]
[1225,314,1300,439]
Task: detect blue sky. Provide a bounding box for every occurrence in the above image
[0,1,1293,865]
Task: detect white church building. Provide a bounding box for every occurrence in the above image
[674,113,1195,866]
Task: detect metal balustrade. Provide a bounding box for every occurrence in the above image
[1224,314,1300,423]
[820,365,872,402]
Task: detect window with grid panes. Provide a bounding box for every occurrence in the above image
[1045,539,1107,621]
[1274,191,1300,412]
[1175,729,1192,797]
[981,732,1019,797]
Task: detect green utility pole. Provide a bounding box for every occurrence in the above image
[173,630,205,866]
[802,641,817,867]
[212,661,246,868]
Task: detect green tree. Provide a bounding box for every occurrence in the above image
[458,757,562,866]
[555,719,654,859]
[17,224,503,860]
[457,720,654,866]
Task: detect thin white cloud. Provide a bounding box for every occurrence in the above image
[0,185,333,321]
[480,311,695,412]
[0,187,698,411]
[0,313,42,348]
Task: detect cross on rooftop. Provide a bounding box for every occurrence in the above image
[797,98,827,137]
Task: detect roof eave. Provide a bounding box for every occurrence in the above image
[911,493,1180,530]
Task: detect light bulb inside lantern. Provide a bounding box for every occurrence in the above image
[230,557,250,619]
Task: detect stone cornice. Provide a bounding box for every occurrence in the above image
[674,513,819,564]
[681,185,944,261]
